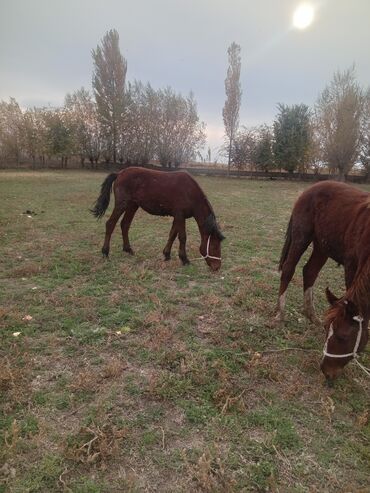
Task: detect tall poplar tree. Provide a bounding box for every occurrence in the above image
[223,42,242,174]
[92,29,127,164]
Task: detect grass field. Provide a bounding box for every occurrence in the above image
[0,170,369,492]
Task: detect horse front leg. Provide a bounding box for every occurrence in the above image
[163,219,178,260]
[120,204,138,255]
[176,217,189,265]
[302,244,328,324]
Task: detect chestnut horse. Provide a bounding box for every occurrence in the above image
[91,167,224,271]
[275,181,369,381]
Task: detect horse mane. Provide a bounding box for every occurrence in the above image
[347,258,370,315]
[324,303,346,328]
[204,213,225,241]
[188,176,225,241]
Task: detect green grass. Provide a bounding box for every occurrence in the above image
[0,169,369,492]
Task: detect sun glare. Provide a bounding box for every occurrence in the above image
[293,3,314,30]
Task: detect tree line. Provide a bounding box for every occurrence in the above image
[1,31,369,180]
[228,63,370,181]
[0,30,205,169]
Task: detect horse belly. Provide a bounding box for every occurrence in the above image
[316,235,344,265]
[140,202,171,217]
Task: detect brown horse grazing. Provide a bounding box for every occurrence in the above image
[91,167,224,271]
[275,181,370,381]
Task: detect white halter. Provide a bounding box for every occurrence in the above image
[323,315,370,376]
[323,315,364,359]
[202,235,221,260]
[191,235,221,262]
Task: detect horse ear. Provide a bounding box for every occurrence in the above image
[344,299,358,317]
[326,287,339,306]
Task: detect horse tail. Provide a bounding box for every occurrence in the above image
[278,216,292,272]
[90,173,118,219]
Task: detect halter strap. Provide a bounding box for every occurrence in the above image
[323,315,364,359]
[190,235,221,262]
[202,235,221,260]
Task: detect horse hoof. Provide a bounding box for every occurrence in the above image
[163,253,171,261]
[102,248,109,257]
[123,247,134,255]
[181,259,190,266]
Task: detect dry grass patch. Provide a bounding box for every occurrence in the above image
[65,421,127,465]
[190,447,236,493]
[0,353,32,411]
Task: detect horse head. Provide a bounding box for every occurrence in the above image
[200,214,225,271]
[320,288,369,382]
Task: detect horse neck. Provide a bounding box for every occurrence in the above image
[347,257,370,317]
[194,199,213,237]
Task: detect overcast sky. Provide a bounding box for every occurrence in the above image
[1,0,369,158]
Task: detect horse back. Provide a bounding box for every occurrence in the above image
[293,181,370,263]
[113,167,205,217]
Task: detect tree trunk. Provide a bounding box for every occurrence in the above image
[112,117,117,165]
[337,168,345,182]
[227,136,232,176]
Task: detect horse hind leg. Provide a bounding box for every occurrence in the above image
[120,203,138,255]
[102,205,125,257]
[303,244,328,324]
[274,236,312,324]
